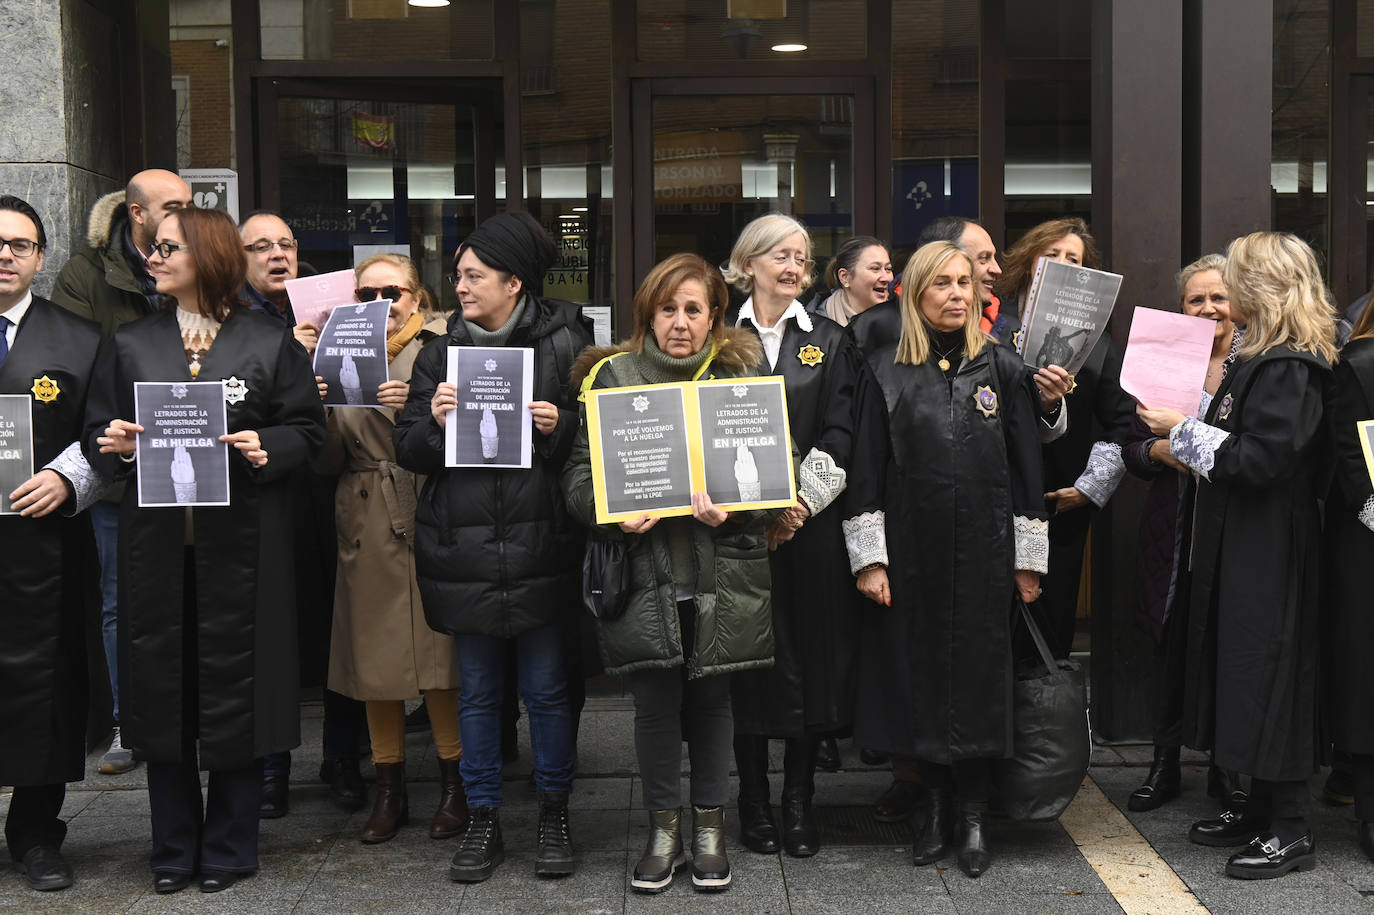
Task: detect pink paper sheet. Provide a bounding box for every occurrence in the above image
[285,269,357,329]
[1119,307,1217,417]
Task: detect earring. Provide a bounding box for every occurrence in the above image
[843,283,850,288]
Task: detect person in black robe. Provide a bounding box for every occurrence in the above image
[995,218,1134,658]
[721,214,886,859]
[0,196,105,892]
[84,208,324,895]
[853,241,1048,879]
[1140,231,1335,880]
[1325,297,1374,862]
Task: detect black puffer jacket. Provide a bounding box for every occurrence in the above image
[394,296,594,637]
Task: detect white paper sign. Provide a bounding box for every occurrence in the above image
[445,346,535,469]
[134,381,230,507]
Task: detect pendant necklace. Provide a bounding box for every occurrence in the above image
[934,341,961,373]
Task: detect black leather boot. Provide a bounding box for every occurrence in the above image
[449,807,504,882]
[912,789,954,866]
[781,737,820,857]
[955,802,990,877]
[1128,746,1181,812]
[535,791,575,877]
[734,735,779,853]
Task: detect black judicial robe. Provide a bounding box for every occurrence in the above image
[853,339,1048,762]
[83,307,325,770]
[1324,338,1374,754]
[729,307,885,737]
[1178,346,1330,781]
[0,298,101,786]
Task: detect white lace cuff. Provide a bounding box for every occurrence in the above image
[797,446,847,516]
[45,441,110,516]
[842,510,888,574]
[1360,495,1374,534]
[1039,399,1069,443]
[1169,417,1230,481]
[1013,515,1049,574]
[1073,441,1125,508]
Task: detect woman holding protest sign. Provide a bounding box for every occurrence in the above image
[394,211,592,884]
[316,253,463,844]
[723,214,886,860]
[84,207,325,894]
[996,218,1134,659]
[562,252,775,893]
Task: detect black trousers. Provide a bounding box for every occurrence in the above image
[4,783,66,860]
[1150,593,1190,748]
[146,547,261,875]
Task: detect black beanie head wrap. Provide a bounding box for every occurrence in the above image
[455,211,556,296]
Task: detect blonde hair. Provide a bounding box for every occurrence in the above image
[355,252,422,308]
[896,242,988,366]
[1222,233,1337,364]
[722,213,814,294]
[1176,253,1227,304]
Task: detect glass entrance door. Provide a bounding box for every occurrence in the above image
[256,78,505,312]
[633,78,874,292]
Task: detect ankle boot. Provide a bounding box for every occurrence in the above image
[449,806,504,882]
[956,802,989,877]
[1128,746,1181,812]
[632,808,685,893]
[780,737,820,857]
[535,790,575,877]
[912,788,953,865]
[361,761,408,843]
[430,757,469,839]
[691,806,731,891]
[734,735,778,853]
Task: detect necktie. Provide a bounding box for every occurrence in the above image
[0,315,10,370]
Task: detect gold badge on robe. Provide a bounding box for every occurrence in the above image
[973,384,998,418]
[31,375,59,403]
[797,344,824,367]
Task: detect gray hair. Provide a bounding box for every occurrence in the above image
[722,213,813,294]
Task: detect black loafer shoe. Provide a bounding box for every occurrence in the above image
[153,872,192,894]
[260,775,289,819]
[737,798,780,854]
[859,747,889,766]
[873,780,922,823]
[1225,833,1316,879]
[1189,809,1267,847]
[15,846,73,891]
[815,737,840,772]
[1323,769,1355,806]
[199,870,243,893]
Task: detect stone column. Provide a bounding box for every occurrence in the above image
[0,0,172,298]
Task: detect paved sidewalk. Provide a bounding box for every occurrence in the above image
[3,689,1373,914]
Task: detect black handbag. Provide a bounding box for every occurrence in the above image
[581,533,631,621]
[994,599,1092,821]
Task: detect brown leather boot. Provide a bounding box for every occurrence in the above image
[361,761,408,844]
[431,757,470,839]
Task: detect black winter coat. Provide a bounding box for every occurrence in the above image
[1324,338,1374,753]
[83,307,325,769]
[0,299,102,786]
[394,297,594,638]
[1179,346,1331,781]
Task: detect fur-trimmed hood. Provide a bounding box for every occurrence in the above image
[569,326,763,391]
[86,190,128,250]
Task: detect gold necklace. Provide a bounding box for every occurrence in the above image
[933,341,961,372]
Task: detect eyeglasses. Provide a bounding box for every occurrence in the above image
[766,252,811,268]
[355,285,411,302]
[0,237,40,258]
[243,239,299,254]
[150,241,190,258]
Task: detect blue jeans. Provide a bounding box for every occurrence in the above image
[89,501,120,721]
[456,624,574,808]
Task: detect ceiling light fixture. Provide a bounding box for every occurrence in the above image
[408,0,451,7]
[771,43,807,52]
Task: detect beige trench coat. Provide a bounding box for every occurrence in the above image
[321,318,458,700]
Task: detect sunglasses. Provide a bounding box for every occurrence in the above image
[355,285,411,302]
